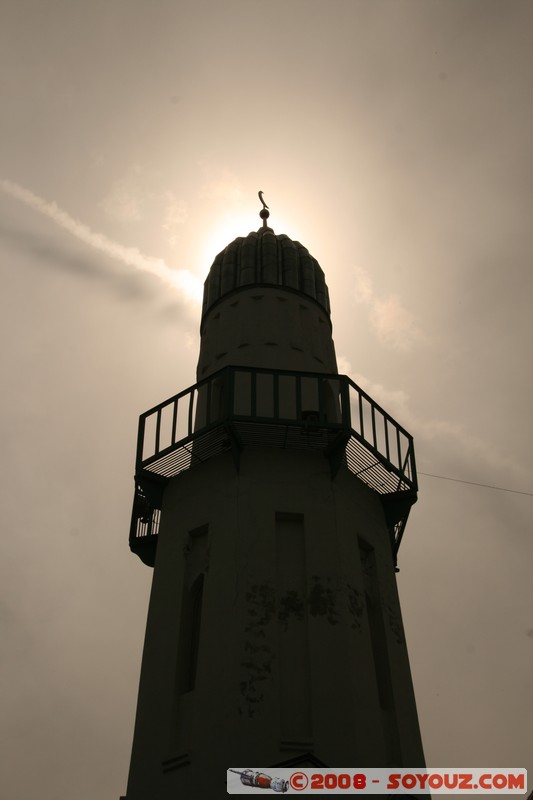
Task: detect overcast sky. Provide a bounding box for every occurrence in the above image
[1,1,532,798]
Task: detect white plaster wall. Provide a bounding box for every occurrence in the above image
[197,287,338,380]
[124,449,425,799]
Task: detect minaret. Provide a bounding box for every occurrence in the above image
[121,195,425,799]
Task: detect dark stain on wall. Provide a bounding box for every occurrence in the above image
[308,576,339,625]
[309,575,339,625]
[386,602,405,645]
[240,583,276,717]
[245,583,276,631]
[347,585,365,632]
[278,589,306,630]
[239,578,373,716]
[239,645,272,718]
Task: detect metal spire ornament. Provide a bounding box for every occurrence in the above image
[258,190,271,229]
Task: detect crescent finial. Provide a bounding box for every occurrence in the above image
[258,190,269,210]
[258,191,271,229]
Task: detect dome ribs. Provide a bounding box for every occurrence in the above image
[239,231,258,286]
[280,235,299,290]
[221,241,238,296]
[259,230,278,283]
[201,231,331,322]
[299,249,317,298]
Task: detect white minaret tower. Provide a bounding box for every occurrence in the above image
[121,195,425,798]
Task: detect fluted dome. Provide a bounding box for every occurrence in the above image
[201,229,331,328]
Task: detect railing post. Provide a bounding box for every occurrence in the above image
[136,415,146,472]
[318,377,325,423]
[171,400,178,446]
[409,437,418,491]
[251,369,257,418]
[397,428,403,474]
[340,377,351,429]
[371,404,377,450]
[155,408,161,455]
[206,378,212,425]
[273,370,279,420]
[224,366,233,423]
[188,388,195,436]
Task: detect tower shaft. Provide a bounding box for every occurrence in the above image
[122,218,424,799]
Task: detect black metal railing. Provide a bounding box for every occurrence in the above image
[135,365,416,493]
[130,366,417,565]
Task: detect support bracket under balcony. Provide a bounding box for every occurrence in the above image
[129,475,165,567]
[381,489,418,566]
[325,430,351,479]
[223,421,242,473]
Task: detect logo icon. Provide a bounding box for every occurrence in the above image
[229,769,289,793]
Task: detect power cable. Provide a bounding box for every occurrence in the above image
[418,471,533,497]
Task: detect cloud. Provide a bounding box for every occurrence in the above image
[353,266,423,351]
[162,190,188,246]
[369,295,422,350]
[353,266,374,305]
[198,164,244,204]
[100,178,144,223]
[100,169,189,248]
[337,354,533,492]
[0,178,202,304]
[338,355,411,421]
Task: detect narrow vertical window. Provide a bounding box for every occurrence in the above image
[177,526,207,694]
[178,574,204,694]
[276,513,312,743]
[359,538,401,763]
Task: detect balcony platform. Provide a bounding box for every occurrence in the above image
[129,366,417,567]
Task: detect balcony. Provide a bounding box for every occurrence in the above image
[130,366,417,567]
